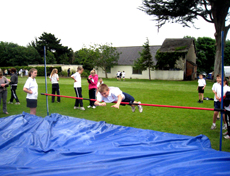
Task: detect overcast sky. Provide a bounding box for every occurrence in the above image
[1,0,229,51]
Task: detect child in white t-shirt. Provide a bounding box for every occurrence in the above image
[95,84,143,112]
[71,66,85,110]
[23,68,38,115]
[197,74,206,103]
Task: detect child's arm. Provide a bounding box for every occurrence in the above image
[94,100,106,106]
[71,76,77,82]
[111,94,122,109]
[23,87,32,94]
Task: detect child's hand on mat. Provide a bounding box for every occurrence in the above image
[111,104,119,109]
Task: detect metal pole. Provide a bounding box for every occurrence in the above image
[44,46,49,116]
[219,31,225,151]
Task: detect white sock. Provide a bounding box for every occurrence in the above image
[213,123,216,126]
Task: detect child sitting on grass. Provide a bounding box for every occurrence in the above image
[94,84,143,112]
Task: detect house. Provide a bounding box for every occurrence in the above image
[159,38,197,80]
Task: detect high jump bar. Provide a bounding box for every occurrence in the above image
[41,93,223,112]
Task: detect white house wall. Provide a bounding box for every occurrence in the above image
[96,66,184,80]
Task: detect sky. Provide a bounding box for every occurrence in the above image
[1,0,229,52]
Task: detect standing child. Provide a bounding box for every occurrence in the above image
[87,69,98,109]
[94,84,143,112]
[23,68,38,115]
[122,71,125,81]
[117,71,121,81]
[71,66,85,110]
[8,68,20,105]
[50,68,60,103]
[211,74,222,129]
[197,74,206,103]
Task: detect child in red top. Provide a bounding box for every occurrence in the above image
[87,69,98,109]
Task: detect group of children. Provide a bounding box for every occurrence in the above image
[71,66,143,112]
[198,73,230,139]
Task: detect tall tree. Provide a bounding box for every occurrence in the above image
[139,0,230,79]
[134,38,154,80]
[93,43,120,78]
[29,32,73,64]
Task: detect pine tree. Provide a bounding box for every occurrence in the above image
[134,38,154,80]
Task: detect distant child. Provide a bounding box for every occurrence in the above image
[197,74,206,103]
[71,66,85,110]
[23,68,38,115]
[117,71,121,81]
[8,68,20,105]
[87,69,98,109]
[122,71,125,81]
[50,68,60,103]
[94,84,143,112]
[211,74,221,130]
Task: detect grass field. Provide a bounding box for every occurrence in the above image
[1,76,229,152]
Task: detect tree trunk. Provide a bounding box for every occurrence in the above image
[148,67,151,80]
[211,2,230,80]
[105,71,108,78]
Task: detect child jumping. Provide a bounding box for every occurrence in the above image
[94,84,143,112]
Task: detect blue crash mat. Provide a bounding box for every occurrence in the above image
[0,112,230,176]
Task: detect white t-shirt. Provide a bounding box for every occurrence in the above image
[122,72,125,77]
[97,87,125,103]
[24,77,38,99]
[117,72,120,76]
[71,72,81,88]
[212,82,221,102]
[49,73,59,84]
[198,78,206,87]
[216,85,229,101]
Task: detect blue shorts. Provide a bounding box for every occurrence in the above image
[214,101,220,109]
[121,92,135,106]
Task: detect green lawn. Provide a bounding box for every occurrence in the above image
[1,76,229,152]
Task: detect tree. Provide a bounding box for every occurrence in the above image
[134,38,154,80]
[93,43,120,78]
[29,32,73,64]
[195,37,216,74]
[139,0,230,79]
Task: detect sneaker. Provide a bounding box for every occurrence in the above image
[87,105,91,108]
[197,100,201,103]
[15,102,20,105]
[223,131,228,135]
[74,106,79,109]
[131,106,136,112]
[4,112,9,114]
[224,135,230,139]
[92,106,96,109]
[200,101,203,103]
[8,102,13,104]
[80,107,85,111]
[222,125,227,130]
[211,124,216,130]
[138,101,143,113]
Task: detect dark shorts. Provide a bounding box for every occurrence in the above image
[120,92,135,106]
[26,99,37,108]
[198,87,204,93]
[214,101,220,109]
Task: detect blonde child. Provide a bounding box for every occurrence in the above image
[50,68,60,103]
[23,68,38,115]
[94,84,143,112]
[87,69,98,109]
[71,66,85,110]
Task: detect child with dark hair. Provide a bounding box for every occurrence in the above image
[8,68,20,105]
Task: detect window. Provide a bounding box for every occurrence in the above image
[132,67,142,74]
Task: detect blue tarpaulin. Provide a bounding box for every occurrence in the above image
[0,112,230,176]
